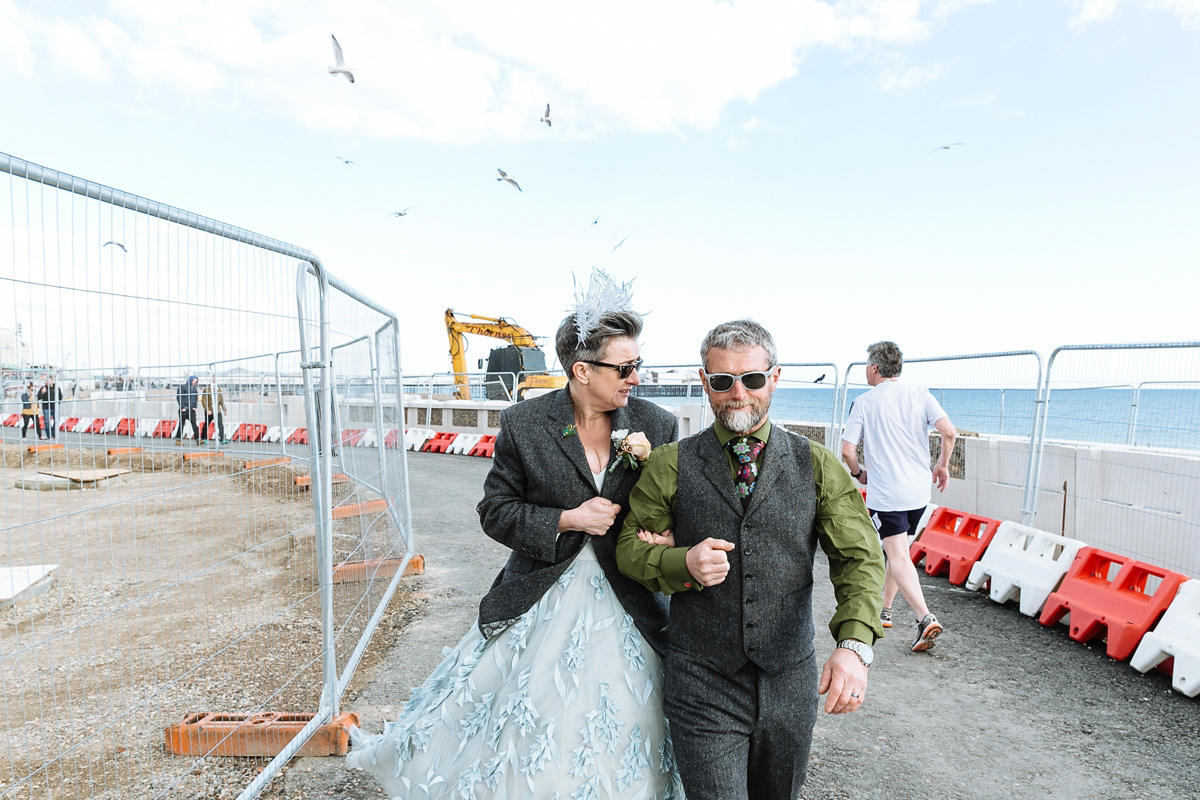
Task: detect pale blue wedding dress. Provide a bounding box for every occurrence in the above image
[347,470,685,800]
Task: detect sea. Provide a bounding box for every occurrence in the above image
[634,386,1200,452]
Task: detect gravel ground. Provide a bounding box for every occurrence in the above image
[268,451,1200,800]
[0,437,417,800]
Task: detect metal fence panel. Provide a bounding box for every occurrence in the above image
[1,152,410,800]
[838,351,1044,525]
[1027,343,1200,576]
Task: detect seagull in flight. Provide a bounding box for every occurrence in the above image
[497,169,522,192]
[390,207,416,217]
[334,156,356,165]
[329,35,355,83]
[540,104,552,127]
[591,217,599,225]
[612,237,628,253]
[102,241,126,253]
[931,142,965,152]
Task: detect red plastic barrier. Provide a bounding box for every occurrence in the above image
[909,507,1001,585]
[59,417,79,431]
[152,420,177,438]
[232,423,268,443]
[468,434,496,458]
[339,428,366,446]
[2,414,19,427]
[285,428,308,445]
[116,418,138,436]
[383,430,401,449]
[83,418,106,434]
[422,432,458,453]
[1039,547,1188,661]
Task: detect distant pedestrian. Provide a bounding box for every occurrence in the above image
[37,376,63,440]
[20,382,43,440]
[200,378,228,445]
[841,341,957,653]
[175,375,200,445]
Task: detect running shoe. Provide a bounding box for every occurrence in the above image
[880,607,893,628]
[912,613,942,652]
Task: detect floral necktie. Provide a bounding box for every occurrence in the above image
[729,436,765,507]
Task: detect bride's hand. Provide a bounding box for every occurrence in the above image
[637,528,675,547]
[559,497,621,536]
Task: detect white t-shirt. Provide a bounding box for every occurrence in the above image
[841,380,948,512]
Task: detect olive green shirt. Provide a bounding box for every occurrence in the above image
[616,419,886,645]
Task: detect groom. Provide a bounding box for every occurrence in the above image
[616,319,885,800]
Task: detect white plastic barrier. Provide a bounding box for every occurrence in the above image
[405,428,433,451]
[450,433,482,455]
[280,426,297,444]
[264,426,283,443]
[1130,579,1200,697]
[965,521,1086,617]
[72,417,93,433]
[357,429,378,448]
[135,419,158,437]
[100,416,122,434]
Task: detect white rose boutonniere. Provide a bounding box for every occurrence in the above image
[610,429,653,473]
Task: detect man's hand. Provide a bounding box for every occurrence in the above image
[684,538,735,587]
[560,497,620,536]
[637,528,675,547]
[855,468,868,486]
[932,464,949,491]
[818,648,869,714]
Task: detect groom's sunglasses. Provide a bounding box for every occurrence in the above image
[584,358,643,379]
[705,368,776,393]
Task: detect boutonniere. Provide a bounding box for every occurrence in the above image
[609,429,652,473]
[562,423,577,438]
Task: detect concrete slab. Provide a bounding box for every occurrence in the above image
[38,468,131,483]
[15,472,83,491]
[0,564,59,608]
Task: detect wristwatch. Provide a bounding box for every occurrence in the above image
[851,469,862,479]
[837,639,873,668]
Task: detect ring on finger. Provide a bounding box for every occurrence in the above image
[850,693,860,699]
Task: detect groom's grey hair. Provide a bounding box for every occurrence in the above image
[700,320,777,370]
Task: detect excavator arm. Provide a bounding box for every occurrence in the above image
[445,309,544,400]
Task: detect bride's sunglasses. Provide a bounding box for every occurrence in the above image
[704,368,776,393]
[584,358,643,379]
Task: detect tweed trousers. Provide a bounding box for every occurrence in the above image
[664,648,819,800]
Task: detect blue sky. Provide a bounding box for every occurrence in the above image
[2,0,1198,375]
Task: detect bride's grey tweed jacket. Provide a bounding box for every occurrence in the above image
[476,387,679,653]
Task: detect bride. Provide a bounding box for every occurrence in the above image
[348,272,685,798]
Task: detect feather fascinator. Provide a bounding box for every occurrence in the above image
[570,268,636,345]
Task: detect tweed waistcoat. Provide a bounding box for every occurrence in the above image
[669,425,818,674]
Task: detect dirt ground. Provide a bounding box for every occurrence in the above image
[0,438,418,800]
[269,452,1199,800]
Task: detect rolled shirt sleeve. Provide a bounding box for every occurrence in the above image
[810,442,887,644]
[616,443,697,595]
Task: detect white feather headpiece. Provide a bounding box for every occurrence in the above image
[570,268,636,345]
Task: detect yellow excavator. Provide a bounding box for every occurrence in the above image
[445,309,567,400]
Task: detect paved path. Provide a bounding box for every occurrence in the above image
[271,452,1199,800]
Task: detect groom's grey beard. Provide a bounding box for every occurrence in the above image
[713,395,771,434]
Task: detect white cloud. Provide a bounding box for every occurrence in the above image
[1069,0,1120,30]
[1068,0,1200,31]
[727,136,750,149]
[0,0,37,77]
[2,0,990,143]
[877,57,948,92]
[742,116,767,131]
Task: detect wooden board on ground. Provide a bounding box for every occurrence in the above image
[38,468,131,483]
